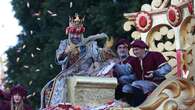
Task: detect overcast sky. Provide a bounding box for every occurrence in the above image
[0,0,22,55]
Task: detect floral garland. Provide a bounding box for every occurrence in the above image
[43,103,81,110]
[42,100,128,110]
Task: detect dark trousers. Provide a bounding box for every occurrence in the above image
[115,84,147,107]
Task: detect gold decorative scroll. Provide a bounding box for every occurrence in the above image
[111,78,195,110]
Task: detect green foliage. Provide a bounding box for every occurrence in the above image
[6,0,151,109]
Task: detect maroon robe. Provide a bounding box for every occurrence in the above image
[123,55,137,65]
[113,55,137,100]
[113,55,137,78]
[129,51,167,84]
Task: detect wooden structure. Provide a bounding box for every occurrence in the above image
[67,76,117,107]
[124,0,195,81]
[40,75,117,109]
[40,0,195,109]
[112,0,195,109]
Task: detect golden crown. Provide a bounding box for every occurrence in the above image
[65,13,85,34]
[69,13,85,27]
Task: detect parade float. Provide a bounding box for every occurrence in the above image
[40,0,195,109]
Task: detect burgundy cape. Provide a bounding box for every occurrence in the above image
[113,55,137,78]
[113,55,137,100]
[128,51,167,84]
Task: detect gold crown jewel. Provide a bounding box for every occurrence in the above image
[65,13,85,34]
[69,13,85,26]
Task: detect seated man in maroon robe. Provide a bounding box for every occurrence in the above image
[122,40,172,106]
[113,38,137,103]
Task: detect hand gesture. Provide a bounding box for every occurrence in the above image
[64,45,71,54]
[144,71,154,78]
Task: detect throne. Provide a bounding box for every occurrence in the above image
[40,1,195,109]
[40,71,118,109]
[66,76,117,107]
[111,0,195,109]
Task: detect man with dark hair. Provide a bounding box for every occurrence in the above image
[113,38,138,104]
